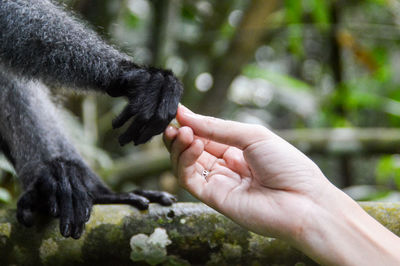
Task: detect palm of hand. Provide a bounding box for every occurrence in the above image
[189,137,324,238]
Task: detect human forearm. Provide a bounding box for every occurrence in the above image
[295,185,400,266]
[166,107,400,265]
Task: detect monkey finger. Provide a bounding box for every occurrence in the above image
[124,193,150,210]
[126,72,180,145]
[124,71,165,129]
[132,189,177,206]
[17,208,35,228]
[67,169,91,239]
[72,192,89,239]
[117,118,144,146]
[57,176,74,238]
[94,193,150,210]
[120,113,155,146]
[112,104,137,129]
[16,189,37,227]
[37,175,59,217]
[134,117,169,145]
[81,188,93,222]
[48,191,60,218]
[158,194,177,206]
[139,76,181,144]
[159,74,181,119]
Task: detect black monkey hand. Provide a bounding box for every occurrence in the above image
[17,158,94,239]
[106,62,183,146]
[16,157,177,239]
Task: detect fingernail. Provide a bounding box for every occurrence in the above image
[72,227,82,239]
[179,104,194,114]
[165,126,175,135]
[51,205,59,217]
[62,223,71,237]
[180,109,198,121]
[169,118,180,128]
[85,208,91,221]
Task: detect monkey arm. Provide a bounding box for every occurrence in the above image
[0,0,126,90]
[0,69,175,239]
[0,0,183,145]
[0,69,94,238]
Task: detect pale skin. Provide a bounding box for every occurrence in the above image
[163,105,400,266]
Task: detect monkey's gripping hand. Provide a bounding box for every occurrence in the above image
[107,63,183,146]
[17,158,176,239]
[17,159,94,239]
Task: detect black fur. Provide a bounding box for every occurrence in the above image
[0,0,181,238]
[0,0,183,145]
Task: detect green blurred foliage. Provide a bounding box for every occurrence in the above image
[0,188,11,204]
[376,155,400,189]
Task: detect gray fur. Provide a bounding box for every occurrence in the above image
[0,0,180,237]
[0,67,81,187]
[0,0,129,90]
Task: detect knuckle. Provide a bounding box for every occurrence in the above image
[17,197,26,208]
[40,180,55,194]
[180,126,193,135]
[204,116,218,129]
[251,124,269,136]
[59,182,72,194]
[138,114,151,123]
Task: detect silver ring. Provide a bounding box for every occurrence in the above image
[202,170,209,179]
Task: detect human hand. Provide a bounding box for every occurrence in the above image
[163,105,334,241]
[164,106,400,265]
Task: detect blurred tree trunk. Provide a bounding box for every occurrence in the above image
[180,1,233,107]
[329,2,352,188]
[148,0,179,66]
[71,0,122,36]
[196,0,281,116]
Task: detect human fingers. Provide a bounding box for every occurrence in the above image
[176,105,272,150]
[167,127,218,176]
[196,137,250,176]
[196,136,230,158]
[176,138,207,198]
[170,127,195,175]
[163,126,179,152]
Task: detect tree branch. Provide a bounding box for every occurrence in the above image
[0,202,398,265]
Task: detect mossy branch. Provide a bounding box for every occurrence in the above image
[0,202,399,265]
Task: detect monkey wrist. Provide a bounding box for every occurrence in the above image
[105,60,141,97]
